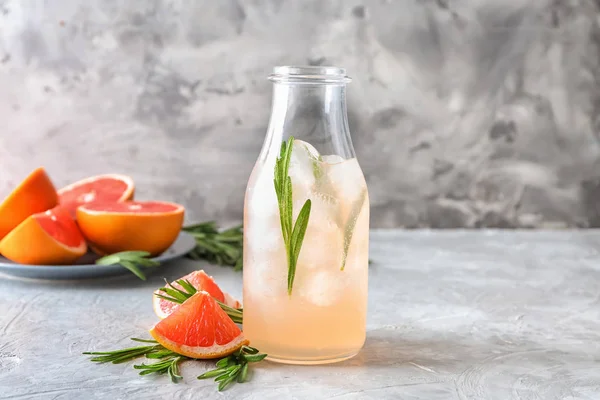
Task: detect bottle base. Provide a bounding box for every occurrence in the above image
[265,350,359,365]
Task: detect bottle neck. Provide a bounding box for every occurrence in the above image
[261,82,354,162]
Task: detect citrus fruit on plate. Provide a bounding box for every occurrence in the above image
[76,201,184,256]
[153,270,242,319]
[0,206,87,265]
[150,290,249,359]
[0,167,58,240]
[58,174,134,216]
[0,232,195,280]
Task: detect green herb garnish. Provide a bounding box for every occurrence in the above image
[96,251,160,280]
[83,338,187,383]
[85,281,264,391]
[341,189,367,270]
[274,137,312,295]
[197,345,267,391]
[183,222,243,271]
[134,355,185,383]
[154,279,243,324]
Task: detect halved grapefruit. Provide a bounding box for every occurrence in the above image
[76,201,184,256]
[0,206,87,265]
[0,167,58,240]
[149,290,249,359]
[153,270,242,319]
[58,174,134,216]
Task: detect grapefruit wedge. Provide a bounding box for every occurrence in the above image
[58,174,134,216]
[0,206,87,265]
[0,167,58,240]
[150,290,249,359]
[153,270,242,319]
[76,201,184,256]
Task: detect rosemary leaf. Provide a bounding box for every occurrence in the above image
[153,293,182,304]
[218,375,237,391]
[287,199,311,294]
[120,261,147,281]
[177,279,198,295]
[146,349,178,359]
[340,189,367,270]
[241,346,259,355]
[227,364,242,378]
[168,358,184,383]
[241,353,268,363]
[215,357,231,368]
[197,368,228,380]
[83,339,164,364]
[215,372,231,382]
[95,251,159,280]
[237,363,249,383]
[130,338,158,344]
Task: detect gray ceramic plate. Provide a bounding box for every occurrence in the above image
[0,232,196,280]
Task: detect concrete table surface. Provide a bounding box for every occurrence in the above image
[1,230,599,399]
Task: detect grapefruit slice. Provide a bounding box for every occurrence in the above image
[153,270,242,319]
[76,201,184,256]
[149,290,249,359]
[0,167,58,240]
[0,206,87,265]
[58,174,134,216]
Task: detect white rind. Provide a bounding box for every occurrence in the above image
[78,201,184,216]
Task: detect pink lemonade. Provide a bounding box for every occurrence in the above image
[243,139,369,364]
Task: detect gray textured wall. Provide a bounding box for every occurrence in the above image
[0,0,599,228]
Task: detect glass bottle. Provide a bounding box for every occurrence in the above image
[243,66,369,364]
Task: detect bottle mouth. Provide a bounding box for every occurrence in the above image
[269,66,351,84]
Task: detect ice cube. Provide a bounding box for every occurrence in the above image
[288,140,321,193]
[294,182,345,273]
[246,216,284,253]
[326,158,367,204]
[246,166,282,252]
[292,187,340,226]
[246,253,288,298]
[298,269,348,307]
[297,222,343,272]
[248,161,279,215]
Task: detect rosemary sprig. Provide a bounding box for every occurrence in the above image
[183,222,243,271]
[154,279,243,324]
[198,345,267,391]
[96,251,160,280]
[274,136,312,295]
[341,189,367,270]
[134,355,185,383]
[83,338,187,383]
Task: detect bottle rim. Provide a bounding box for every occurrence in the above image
[269,66,352,84]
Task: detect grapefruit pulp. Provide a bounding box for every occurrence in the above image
[76,201,184,256]
[0,206,87,265]
[149,290,249,359]
[153,270,242,319]
[0,167,58,240]
[58,174,134,216]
